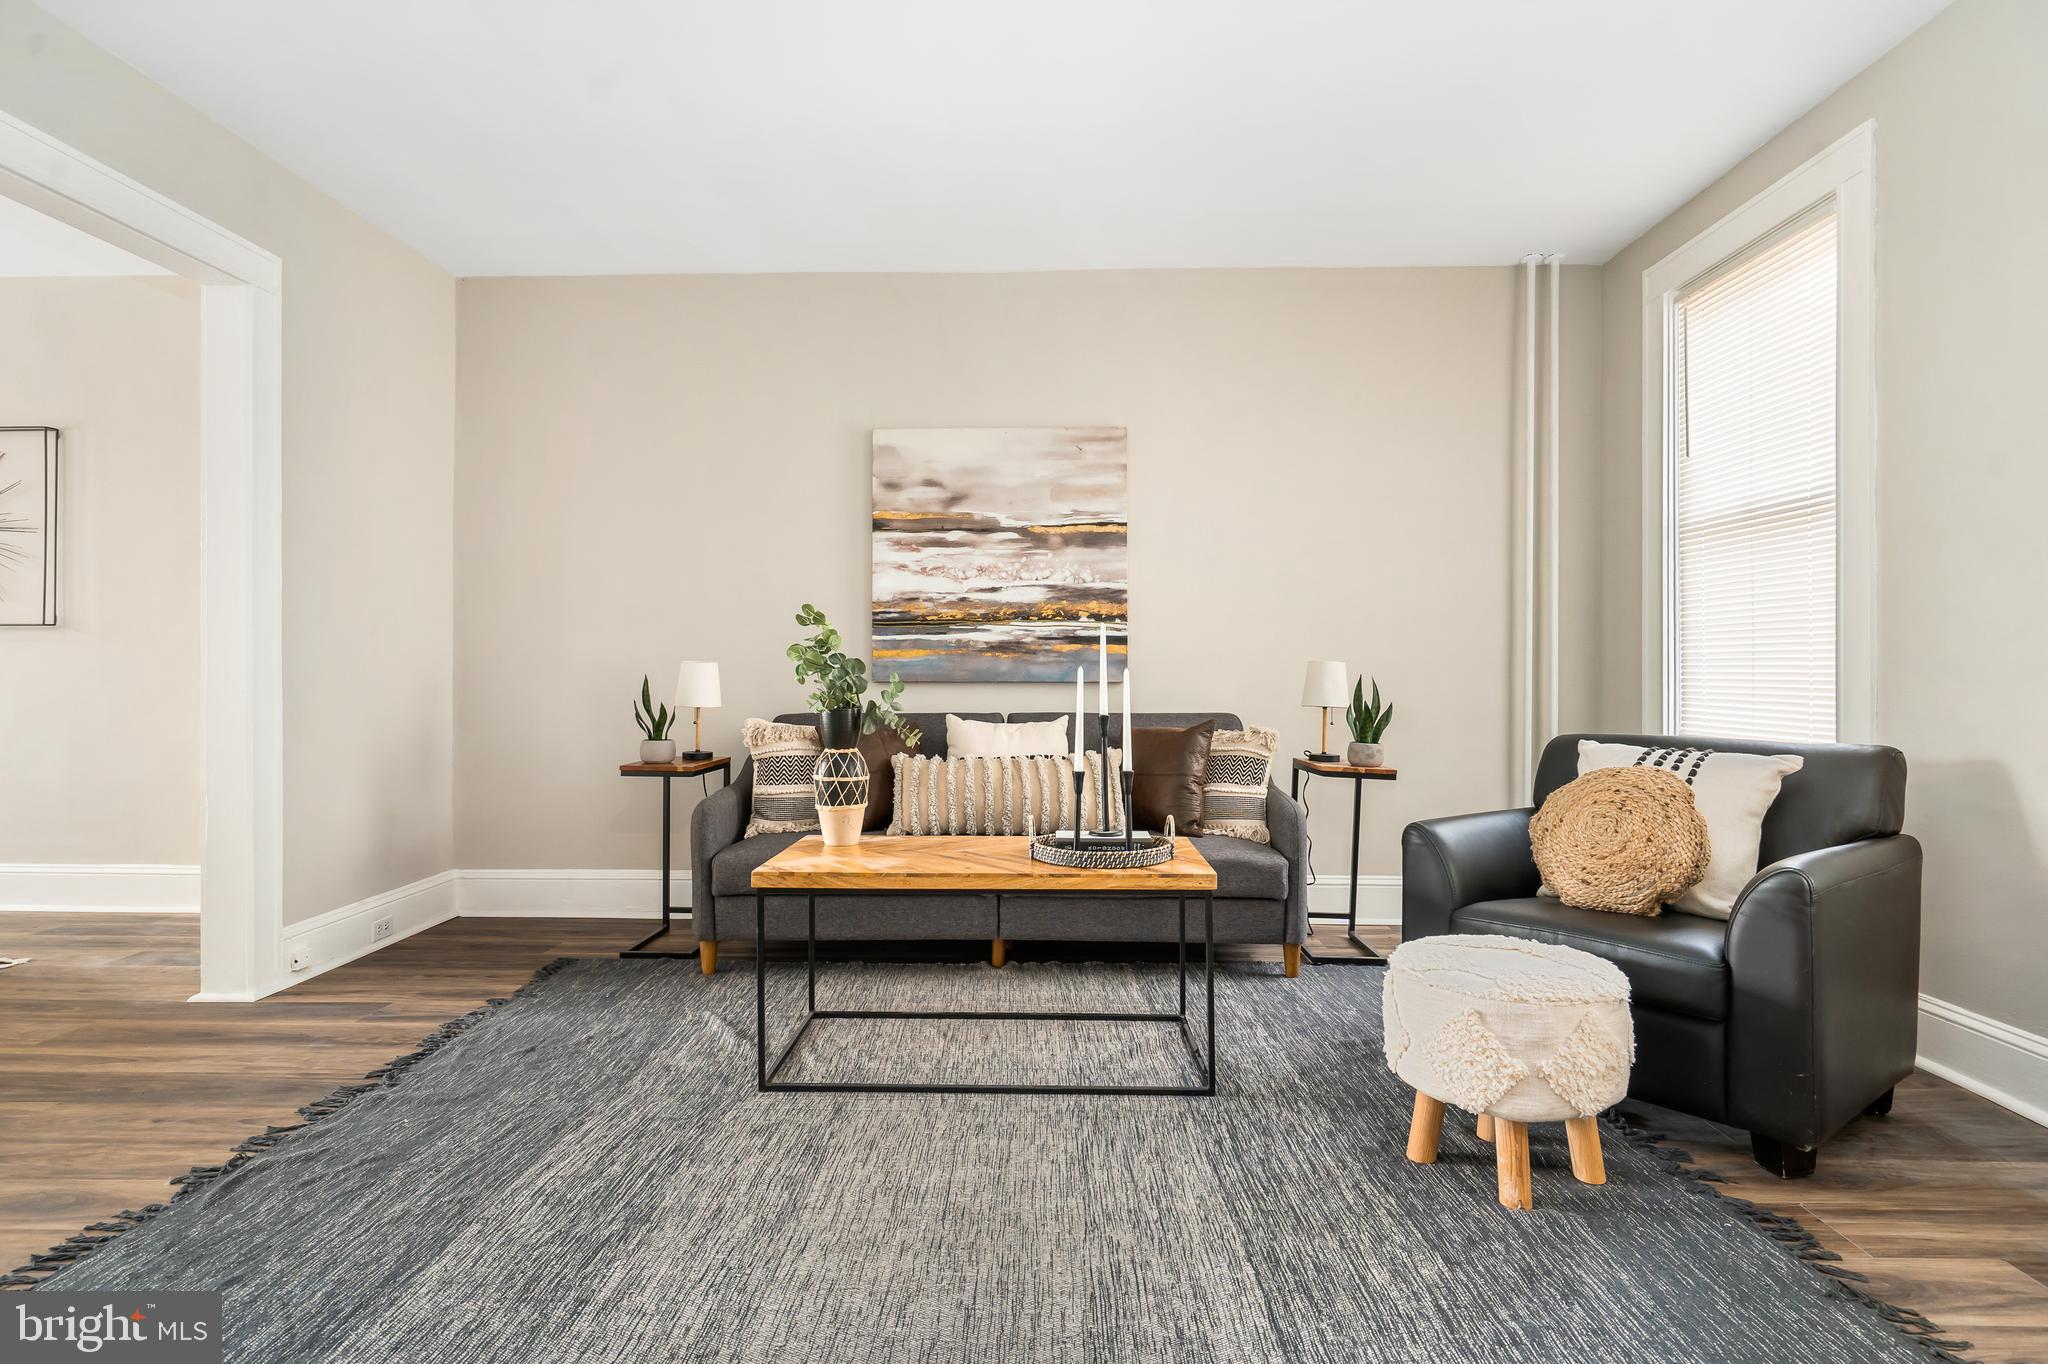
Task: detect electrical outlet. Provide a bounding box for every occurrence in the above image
[289,951,310,972]
[372,915,395,943]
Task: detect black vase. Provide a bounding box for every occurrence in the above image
[818,706,862,749]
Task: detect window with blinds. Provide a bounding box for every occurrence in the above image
[1670,207,1839,743]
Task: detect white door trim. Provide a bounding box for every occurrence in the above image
[0,110,284,1002]
[1637,120,1877,741]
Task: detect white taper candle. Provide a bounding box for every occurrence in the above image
[1122,667,1133,770]
[1072,666,1084,759]
[1098,624,1109,716]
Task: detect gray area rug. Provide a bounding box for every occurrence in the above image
[21,957,1956,1362]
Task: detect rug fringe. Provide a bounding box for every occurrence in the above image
[1601,1110,1982,1364]
[3,956,574,1293]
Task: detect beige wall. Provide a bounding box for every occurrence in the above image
[455,266,1604,882]
[1596,0,2048,1031]
[0,0,459,925]
[0,275,198,864]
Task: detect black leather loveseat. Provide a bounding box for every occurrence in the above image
[1401,732,1922,1177]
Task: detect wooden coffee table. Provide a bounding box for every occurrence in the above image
[748,835,1219,1096]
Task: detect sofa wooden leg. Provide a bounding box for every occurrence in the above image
[991,938,1006,969]
[1495,1120,1533,1210]
[1283,943,1301,978]
[700,940,717,975]
[1750,1132,1818,1179]
[1565,1116,1605,1185]
[1864,1086,1895,1117]
[1476,1113,1494,1143]
[1406,1092,1445,1164]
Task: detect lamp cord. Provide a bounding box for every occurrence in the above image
[1299,776,1317,889]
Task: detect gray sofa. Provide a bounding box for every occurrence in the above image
[690,711,1309,974]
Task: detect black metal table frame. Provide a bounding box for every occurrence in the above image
[753,889,1217,1097]
[1290,763,1394,966]
[621,763,732,959]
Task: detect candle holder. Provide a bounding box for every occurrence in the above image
[1097,713,1114,832]
[1070,765,1086,847]
[1119,769,1135,850]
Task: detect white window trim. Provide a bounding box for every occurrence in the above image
[1639,120,1877,742]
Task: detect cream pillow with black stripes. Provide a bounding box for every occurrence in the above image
[741,719,822,837]
[1539,741,1803,919]
[1199,726,1279,842]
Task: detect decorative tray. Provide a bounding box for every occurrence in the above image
[1029,832,1176,869]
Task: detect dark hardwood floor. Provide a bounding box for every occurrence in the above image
[2,911,2043,1360]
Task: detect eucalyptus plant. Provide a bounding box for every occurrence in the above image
[633,675,674,741]
[1346,676,1393,745]
[786,603,921,747]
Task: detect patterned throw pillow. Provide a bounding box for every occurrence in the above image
[1199,726,1279,842]
[741,719,822,838]
[888,752,1126,836]
[1560,741,1804,919]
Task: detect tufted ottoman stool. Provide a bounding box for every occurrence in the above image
[1383,934,1633,1210]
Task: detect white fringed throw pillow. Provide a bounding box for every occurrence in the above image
[888,752,1126,836]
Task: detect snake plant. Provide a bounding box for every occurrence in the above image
[1346,677,1393,744]
[634,675,674,741]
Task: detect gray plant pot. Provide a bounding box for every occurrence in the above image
[640,739,677,764]
[1346,742,1385,769]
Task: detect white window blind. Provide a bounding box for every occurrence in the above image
[1672,208,1839,743]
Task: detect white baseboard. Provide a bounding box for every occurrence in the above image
[1917,993,2048,1129]
[273,870,459,993]
[1305,874,1401,925]
[0,863,200,912]
[457,868,672,919]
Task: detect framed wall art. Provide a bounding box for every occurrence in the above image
[872,427,1127,682]
[0,427,59,627]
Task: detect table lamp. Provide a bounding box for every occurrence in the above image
[1301,660,1348,762]
[674,661,721,761]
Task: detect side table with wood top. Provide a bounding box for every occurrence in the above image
[617,756,731,959]
[1289,756,1398,965]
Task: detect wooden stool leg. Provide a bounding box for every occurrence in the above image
[1566,1116,1606,1185]
[1406,1092,1446,1164]
[991,938,1007,969]
[1495,1120,1532,1210]
[700,940,717,975]
[1283,943,1301,978]
[1476,1113,1495,1143]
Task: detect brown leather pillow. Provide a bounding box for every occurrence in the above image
[856,728,914,831]
[1129,720,1214,834]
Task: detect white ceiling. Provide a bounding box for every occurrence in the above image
[0,192,169,276]
[40,0,1948,277]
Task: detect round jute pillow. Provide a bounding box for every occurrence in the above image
[1531,766,1711,916]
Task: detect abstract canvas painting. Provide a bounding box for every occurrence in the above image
[0,427,59,627]
[873,427,1127,682]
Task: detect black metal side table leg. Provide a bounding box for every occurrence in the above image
[1204,892,1217,1095]
[755,891,767,1090]
[624,773,701,959]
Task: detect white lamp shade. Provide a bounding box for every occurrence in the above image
[1301,660,1349,708]
[674,661,722,709]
